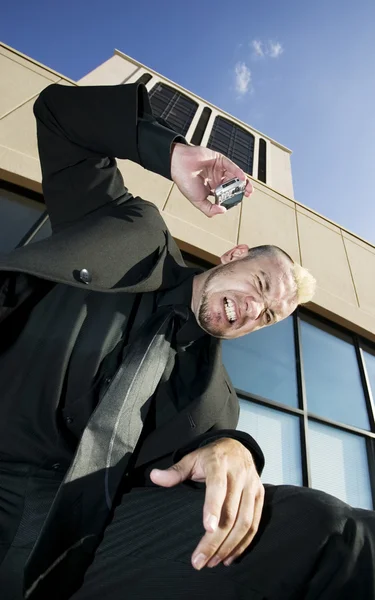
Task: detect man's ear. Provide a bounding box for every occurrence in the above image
[220,244,250,264]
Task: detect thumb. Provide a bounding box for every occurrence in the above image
[197,198,227,218]
[150,456,193,488]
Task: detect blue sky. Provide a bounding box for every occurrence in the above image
[2,0,375,243]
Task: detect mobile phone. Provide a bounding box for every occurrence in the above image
[214,177,246,209]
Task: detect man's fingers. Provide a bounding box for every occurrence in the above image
[150,456,193,488]
[215,157,254,200]
[192,477,265,571]
[192,473,245,570]
[196,197,227,218]
[223,483,264,566]
[202,471,228,533]
[244,178,253,196]
[207,480,262,568]
[220,155,245,179]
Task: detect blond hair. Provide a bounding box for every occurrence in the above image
[246,244,317,305]
[292,262,316,304]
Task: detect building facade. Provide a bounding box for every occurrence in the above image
[1,43,375,510]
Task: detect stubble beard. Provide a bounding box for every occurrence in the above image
[198,295,225,338]
[197,265,234,338]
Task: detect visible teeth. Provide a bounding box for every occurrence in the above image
[224,298,236,323]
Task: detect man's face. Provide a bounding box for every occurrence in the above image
[194,251,298,339]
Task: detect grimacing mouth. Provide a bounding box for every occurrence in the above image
[224,297,237,324]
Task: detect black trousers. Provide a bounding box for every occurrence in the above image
[1,465,375,600]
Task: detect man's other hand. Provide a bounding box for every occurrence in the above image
[170,144,253,218]
[150,437,264,569]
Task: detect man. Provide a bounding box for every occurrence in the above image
[0,82,374,600]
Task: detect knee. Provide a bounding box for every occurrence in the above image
[267,484,351,536]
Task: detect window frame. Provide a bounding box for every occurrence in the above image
[228,307,375,506]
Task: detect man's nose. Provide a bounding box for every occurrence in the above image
[245,297,263,320]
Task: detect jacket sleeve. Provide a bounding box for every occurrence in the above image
[172,429,265,476]
[33,83,184,232]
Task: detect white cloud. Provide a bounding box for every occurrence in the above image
[250,39,284,59]
[251,40,264,58]
[267,41,284,58]
[234,62,252,95]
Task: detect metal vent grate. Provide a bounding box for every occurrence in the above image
[207,116,254,175]
[149,83,198,137]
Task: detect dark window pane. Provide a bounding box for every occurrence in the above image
[238,400,302,485]
[28,217,52,244]
[300,317,370,430]
[258,138,267,183]
[191,107,212,145]
[207,116,254,174]
[149,83,198,137]
[309,420,373,509]
[222,316,298,407]
[0,187,44,253]
[363,346,375,403]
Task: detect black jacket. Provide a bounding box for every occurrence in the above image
[0,82,264,475]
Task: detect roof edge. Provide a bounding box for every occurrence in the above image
[0,42,77,84]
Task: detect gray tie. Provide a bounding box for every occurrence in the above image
[24,305,189,599]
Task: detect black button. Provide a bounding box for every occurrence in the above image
[79,268,92,284]
[65,416,73,425]
[52,463,61,470]
[105,377,112,385]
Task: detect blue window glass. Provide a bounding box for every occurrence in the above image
[237,400,302,485]
[0,187,44,252]
[363,346,375,403]
[300,318,370,430]
[309,420,373,509]
[222,316,298,407]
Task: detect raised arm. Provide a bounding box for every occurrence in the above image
[33,83,184,232]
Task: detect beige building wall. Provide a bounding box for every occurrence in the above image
[269,142,294,198]
[78,54,139,86]
[1,42,375,342]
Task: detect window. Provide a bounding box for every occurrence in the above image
[207,116,254,174]
[258,138,267,183]
[300,316,370,430]
[135,73,153,86]
[148,83,198,137]
[222,316,298,407]
[190,107,212,146]
[221,304,375,507]
[0,185,45,253]
[363,346,375,402]
[309,421,373,509]
[237,400,302,485]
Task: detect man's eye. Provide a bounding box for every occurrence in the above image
[265,311,272,324]
[257,276,263,292]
